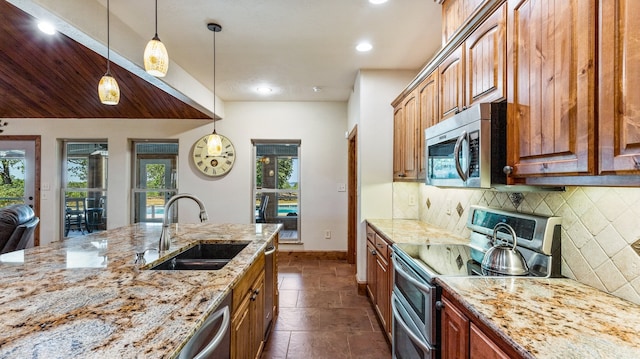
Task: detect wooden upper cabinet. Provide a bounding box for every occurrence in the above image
[418,71,439,179]
[393,105,405,179]
[599,0,640,175]
[465,3,506,107]
[393,90,419,180]
[442,0,485,45]
[439,47,465,121]
[506,0,596,177]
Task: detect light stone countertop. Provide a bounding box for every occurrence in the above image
[438,277,640,358]
[366,219,469,245]
[366,218,640,358]
[0,222,281,359]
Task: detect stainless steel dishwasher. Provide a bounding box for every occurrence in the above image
[263,238,276,339]
[178,291,231,359]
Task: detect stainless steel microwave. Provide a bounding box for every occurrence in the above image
[424,102,507,188]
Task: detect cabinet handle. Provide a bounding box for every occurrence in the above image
[371,249,377,255]
[254,288,260,295]
[251,294,257,301]
[398,173,407,178]
[503,166,513,176]
[435,300,444,310]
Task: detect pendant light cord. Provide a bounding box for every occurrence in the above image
[154,0,159,37]
[213,27,216,130]
[106,0,111,74]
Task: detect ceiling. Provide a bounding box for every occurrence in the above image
[2,0,443,118]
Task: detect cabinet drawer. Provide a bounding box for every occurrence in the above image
[374,234,389,261]
[233,253,265,311]
[366,225,376,245]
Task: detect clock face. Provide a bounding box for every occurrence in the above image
[192,134,236,177]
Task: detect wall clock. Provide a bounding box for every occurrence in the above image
[192,134,236,177]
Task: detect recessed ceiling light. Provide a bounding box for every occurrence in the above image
[356,42,373,52]
[256,86,273,94]
[37,21,56,35]
[369,0,389,4]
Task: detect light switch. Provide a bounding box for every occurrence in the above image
[42,182,50,191]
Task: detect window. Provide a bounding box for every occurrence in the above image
[253,140,300,242]
[62,141,108,238]
[131,141,178,223]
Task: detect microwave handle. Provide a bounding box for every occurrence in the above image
[453,130,468,182]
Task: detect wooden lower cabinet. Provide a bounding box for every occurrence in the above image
[470,323,510,359]
[365,224,393,342]
[441,297,469,359]
[441,290,523,359]
[232,254,266,359]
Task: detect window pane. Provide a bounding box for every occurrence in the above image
[63,141,108,238]
[254,141,300,242]
[0,150,25,206]
[132,141,178,223]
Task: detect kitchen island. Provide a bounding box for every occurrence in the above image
[0,222,280,358]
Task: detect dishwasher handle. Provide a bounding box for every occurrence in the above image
[192,305,231,359]
[264,245,276,256]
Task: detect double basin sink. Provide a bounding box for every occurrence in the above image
[149,242,249,270]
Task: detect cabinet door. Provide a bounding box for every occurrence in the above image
[231,296,252,359]
[366,240,377,301]
[375,255,389,332]
[439,47,465,121]
[402,92,419,179]
[465,3,506,107]
[393,105,405,179]
[442,0,464,45]
[470,323,510,359]
[418,71,439,179]
[599,0,640,174]
[250,273,265,359]
[441,297,469,359]
[506,0,596,177]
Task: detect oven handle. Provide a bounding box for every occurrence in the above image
[392,295,432,353]
[453,130,468,182]
[392,255,432,295]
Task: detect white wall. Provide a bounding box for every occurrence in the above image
[6,101,347,251]
[348,69,419,282]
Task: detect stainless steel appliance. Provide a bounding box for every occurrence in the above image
[178,292,231,359]
[263,238,277,339]
[391,206,562,359]
[424,102,507,188]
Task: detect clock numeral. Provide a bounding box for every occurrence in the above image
[204,167,209,172]
[194,154,201,158]
[196,145,204,149]
[226,160,232,165]
[197,161,204,167]
[228,153,234,157]
[212,168,217,175]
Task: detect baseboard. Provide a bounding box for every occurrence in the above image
[279,251,347,261]
[357,281,367,296]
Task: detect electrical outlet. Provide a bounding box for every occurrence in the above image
[409,195,416,206]
[324,230,331,239]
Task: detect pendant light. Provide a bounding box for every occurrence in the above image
[144,0,169,77]
[206,23,222,156]
[98,0,120,105]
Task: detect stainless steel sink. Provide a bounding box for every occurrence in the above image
[149,242,249,270]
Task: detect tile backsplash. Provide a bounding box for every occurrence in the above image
[393,182,640,305]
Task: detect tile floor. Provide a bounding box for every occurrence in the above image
[261,255,392,359]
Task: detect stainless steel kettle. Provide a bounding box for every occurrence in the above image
[481,222,529,276]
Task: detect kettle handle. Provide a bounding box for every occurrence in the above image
[492,222,518,250]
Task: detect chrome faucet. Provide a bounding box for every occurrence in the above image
[158,193,208,251]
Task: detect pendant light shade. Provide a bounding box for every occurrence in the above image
[98,74,120,105]
[144,0,168,77]
[207,132,222,156]
[98,0,120,105]
[207,23,222,156]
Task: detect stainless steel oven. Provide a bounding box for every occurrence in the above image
[391,206,562,359]
[392,292,433,359]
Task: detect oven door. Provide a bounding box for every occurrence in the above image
[392,293,435,359]
[392,254,436,345]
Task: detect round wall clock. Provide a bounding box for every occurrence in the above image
[192,134,236,177]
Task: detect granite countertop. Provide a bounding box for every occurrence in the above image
[366,218,640,358]
[366,219,469,245]
[0,222,280,359]
[438,277,640,358]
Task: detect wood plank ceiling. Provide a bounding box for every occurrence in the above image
[0,1,210,119]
